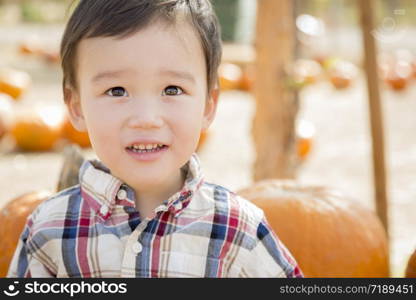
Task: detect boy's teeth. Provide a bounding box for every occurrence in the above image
[130,143,165,150]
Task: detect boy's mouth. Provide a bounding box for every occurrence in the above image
[126,143,168,153]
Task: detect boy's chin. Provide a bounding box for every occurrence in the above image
[124,171,172,186]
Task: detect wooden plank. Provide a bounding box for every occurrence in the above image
[359,0,389,238]
[252,0,298,180]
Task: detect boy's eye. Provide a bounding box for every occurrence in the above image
[162,86,183,96]
[105,86,128,97]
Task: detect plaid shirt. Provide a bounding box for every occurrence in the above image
[8,153,303,278]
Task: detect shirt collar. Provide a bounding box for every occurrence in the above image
[79,153,204,221]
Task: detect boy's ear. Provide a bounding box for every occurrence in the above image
[64,87,87,132]
[202,85,219,131]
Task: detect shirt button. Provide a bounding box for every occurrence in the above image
[117,189,127,200]
[131,242,143,254]
[100,205,109,216]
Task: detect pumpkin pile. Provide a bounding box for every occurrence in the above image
[238,180,390,277]
[11,106,64,152]
[219,57,360,93]
[4,105,92,151]
[285,57,360,91]
[221,50,416,94]
[0,63,90,150]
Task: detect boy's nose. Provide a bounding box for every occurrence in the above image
[127,114,164,129]
[126,101,164,129]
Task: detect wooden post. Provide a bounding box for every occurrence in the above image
[252,0,298,180]
[359,1,389,237]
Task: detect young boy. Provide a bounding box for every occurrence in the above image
[8,0,303,278]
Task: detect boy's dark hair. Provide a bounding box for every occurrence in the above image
[60,0,222,98]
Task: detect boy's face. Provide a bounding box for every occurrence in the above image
[66,20,218,191]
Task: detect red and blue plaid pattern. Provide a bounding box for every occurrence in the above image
[8,153,303,278]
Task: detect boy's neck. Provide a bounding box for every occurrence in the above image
[133,168,186,219]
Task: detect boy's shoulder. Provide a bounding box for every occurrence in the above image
[30,185,82,225]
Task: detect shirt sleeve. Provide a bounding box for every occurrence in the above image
[237,217,303,278]
[7,215,55,278]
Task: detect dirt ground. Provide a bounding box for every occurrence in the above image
[1,24,415,277]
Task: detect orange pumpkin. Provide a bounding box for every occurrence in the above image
[219,63,243,91]
[383,61,412,91]
[0,190,52,277]
[238,180,389,277]
[293,59,323,85]
[297,138,312,160]
[296,119,315,161]
[385,75,407,91]
[0,68,32,100]
[329,75,352,90]
[327,60,357,90]
[405,250,416,278]
[11,106,64,152]
[19,40,42,56]
[239,64,255,92]
[61,115,91,148]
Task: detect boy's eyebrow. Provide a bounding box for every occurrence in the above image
[91,69,196,84]
[91,70,135,83]
[158,69,196,84]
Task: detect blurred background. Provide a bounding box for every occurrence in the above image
[0,0,416,277]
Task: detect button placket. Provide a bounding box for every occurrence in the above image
[120,213,157,276]
[121,219,149,266]
[135,219,149,233]
[121,219,149,277]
